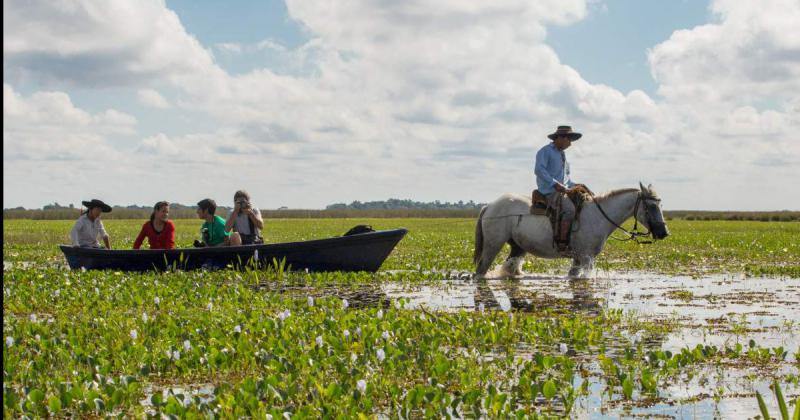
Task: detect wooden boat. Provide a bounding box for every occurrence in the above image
[59,229,407,272]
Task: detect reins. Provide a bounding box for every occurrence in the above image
[592,192,656,244]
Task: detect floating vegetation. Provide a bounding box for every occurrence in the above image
[3,219,799,417]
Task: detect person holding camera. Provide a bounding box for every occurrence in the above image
[225,190,264,245]
[195,198,241,247]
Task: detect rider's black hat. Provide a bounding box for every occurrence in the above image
[547,125,582,141]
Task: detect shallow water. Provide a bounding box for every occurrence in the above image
[267,271,800,419]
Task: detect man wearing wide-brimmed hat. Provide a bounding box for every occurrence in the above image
[534,126,587,252]
[70,199,113,248]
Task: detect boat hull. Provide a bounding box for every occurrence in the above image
[59,229,407,272]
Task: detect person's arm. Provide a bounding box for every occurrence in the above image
[248,208,264,230]
[166,221,176,249]
[224,203,240,232]
[70,219,81,246]
[133,224,147,249]
[534,148,560,189]
[98,220,111,249]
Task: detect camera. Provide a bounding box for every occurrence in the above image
[237,199,251,209]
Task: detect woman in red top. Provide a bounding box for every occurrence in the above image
[133,201,176,249]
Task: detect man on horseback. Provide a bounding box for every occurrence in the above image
[534,125,589,252]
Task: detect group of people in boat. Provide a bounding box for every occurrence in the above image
[70,190,264,250]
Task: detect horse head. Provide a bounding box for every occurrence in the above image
[636,182,669,240]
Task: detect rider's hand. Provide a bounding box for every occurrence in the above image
[554,183,567,193]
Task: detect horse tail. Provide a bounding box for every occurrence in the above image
[473,205,488,265]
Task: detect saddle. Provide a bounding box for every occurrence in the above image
[530,188,591,250]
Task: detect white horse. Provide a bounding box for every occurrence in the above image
[473,183,669,278]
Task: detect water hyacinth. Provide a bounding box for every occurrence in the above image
[142,312,148,323]
[560,343,568,354]
[154,296,160,306]
[342,298,349,309]
[478,303,485,313]
[316,335,323,347]
[183,340,192,351]
[343,329,350,339]
[34,334,41,341]
[130,330,138,340]
[382,330,390,340]
[307,296,314,307]
[29,313,37,323]
[173,350,181,361]
[207,302,213,311]
[355,326,362,336]
[377,309,384,319]
[234,325,242,334]
[357,379,367,393]
[6,336,14,348]
[279,309,291,321]
[377,348,386,363]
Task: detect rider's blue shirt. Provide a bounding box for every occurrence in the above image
[534,142,575,195]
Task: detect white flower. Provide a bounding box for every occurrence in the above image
[377,348,386,363]
[234,325,242,333]
[394,300,401,309]
[6,336,14,347]
[559,343,568,354]
[54,289,60,297]
[633,331,643,344]
[355,327,362,336]
[154,296,160,306]
[200,357,207,365]
[343,329,350,339]
[356,379,367,393]
[130,330,138,340]
[183,340,192,351]
[173,350,181,360]
[95,287,100,294]
[351,353,357,363]
[478,303,485,313]
[377,309,384,319]
[142,312,148,323]
[419,313,426,321]
[382,330,390,340]
[29,313,37,323]
[279,309,291,321]
[207,302,213,311]
[342,299,349,309]
[307,296,315,307]
[35,334,41,341]
[316,335,323,347]
[266,415,273,420]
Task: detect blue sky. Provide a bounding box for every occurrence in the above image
[4,0,799,210]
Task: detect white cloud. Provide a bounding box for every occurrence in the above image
[3,0,799,210]
[3,0,223,87]
[137,89,170,109]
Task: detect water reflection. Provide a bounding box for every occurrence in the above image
[472,278,603,315]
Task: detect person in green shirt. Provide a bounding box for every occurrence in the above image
[195,199,242,247]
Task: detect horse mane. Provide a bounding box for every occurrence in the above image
[593,188,639,202]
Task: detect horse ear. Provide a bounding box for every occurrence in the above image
[639,182,646,192]
[647,183,653,191]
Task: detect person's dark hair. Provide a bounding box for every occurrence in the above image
[150,201,169,224]
[197,198,217,215]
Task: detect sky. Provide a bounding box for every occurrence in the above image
[3,0,799,211]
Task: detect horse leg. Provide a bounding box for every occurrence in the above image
[501,240,526,276]
[476,239,505,278]
[568,255,595,279]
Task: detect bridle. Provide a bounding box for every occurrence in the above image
[593,192,661,244]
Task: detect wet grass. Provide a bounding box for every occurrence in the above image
[3,219,799,417]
